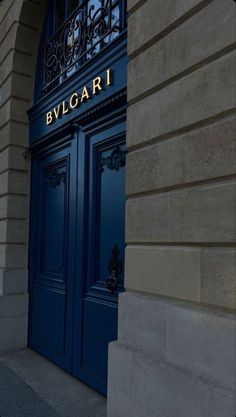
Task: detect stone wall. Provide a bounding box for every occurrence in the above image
[107,1,236,416]
[0,0,46,353]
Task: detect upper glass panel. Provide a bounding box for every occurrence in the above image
[36,0,126,100]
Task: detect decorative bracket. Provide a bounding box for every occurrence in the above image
[44,169,66,188]
[100,145,127,172]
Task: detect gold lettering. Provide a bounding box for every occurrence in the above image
[80,86,90,102]
[53,104,61,119]
[106,69,112,86]
[70,93,79,108]
[93,76,102,95]
[62,101,69,114]
[46,111,53,125]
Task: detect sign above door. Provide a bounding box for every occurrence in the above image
[46,68,112,125]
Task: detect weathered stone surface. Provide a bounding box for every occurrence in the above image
[0,73,33,106]
[0,293,28,318]
[126,181,236,243]
[0,195,28,219]
[118,291,166,358]
[108,340,236,417]
[201,248,236,309]
[108,341,211,417]
[125,245,201,301]
[127,51,236,148]
[0,122,29,151]
[128,0,236,101]
[0,244,27,268]
[0,0,22,45]
[127,0,141,12]
[15,23,41,55]
[0,315,28,354]
[0,219,28,244]
[166,304,236,390]
[108,294,236,416]
[0,170,29,195]
[0,147,29,173]
[126,116,236,195]
[128,0,204,56]
[0,24,18,64]
[0,269,28,295]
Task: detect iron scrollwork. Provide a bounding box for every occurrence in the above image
[44,170,66,188]
[100,145,127,172]
[42,0,121,94]
[105,244,122,292]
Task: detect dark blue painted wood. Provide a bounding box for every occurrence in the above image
[72,111,126,394]
[29,0,127,396]
[29,134,78,371]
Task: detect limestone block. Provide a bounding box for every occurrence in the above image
[0,98,29,127]
[0,172,8,195]
[0,293,28,318]
[8,170,30,195]
[126,181,236,243]
[0,170,30,195]
[15,24,41,55]
[0,219,27,244]
[208,386,236,417]
[0,315,28,354]
[10,98,30,124]
[201,248,236,309]
[0,244,28,268]
[0,100,11,128]
[126,116,236,195]
[0,122,29,151]
[166,304,236,390]
[0,147,29,173]
[0,195,28,219]
[0,0,22,45]
[127,51,236,148]
[0,148,9,174]
[12,50,34,79]
[0,269,28,295]
[20,0,46,30]
[0,50,14,86]
[127,0,140,12]
[0,50,34,86]
[125,245,201,301]
[128,0,205,56]
[0,24,18,64]
[5,244,28,268]
[118,291,166,358]
[0,0,17,22]
[128,0,236,101]
[108,341,210,417]
[0,73,33,106]
[0,196,7,218]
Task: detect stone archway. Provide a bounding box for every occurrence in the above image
[0,0,48,353]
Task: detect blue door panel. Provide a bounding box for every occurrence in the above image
[29,140,77,371]
[82,298,118,382]
[73,115,126,395]
[31,285,66,355]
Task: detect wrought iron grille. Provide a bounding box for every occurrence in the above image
[40,0,125,96]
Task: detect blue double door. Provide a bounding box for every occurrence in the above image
[29,114,126,395]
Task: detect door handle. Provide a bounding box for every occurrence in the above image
[104,244,122,292]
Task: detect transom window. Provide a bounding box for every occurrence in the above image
[37,0,126,99]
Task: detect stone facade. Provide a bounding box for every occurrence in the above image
[0,0,235,416]
[107,0,236,416]
[0,0,46,353]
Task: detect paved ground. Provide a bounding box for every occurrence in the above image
[0,349,107,417]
